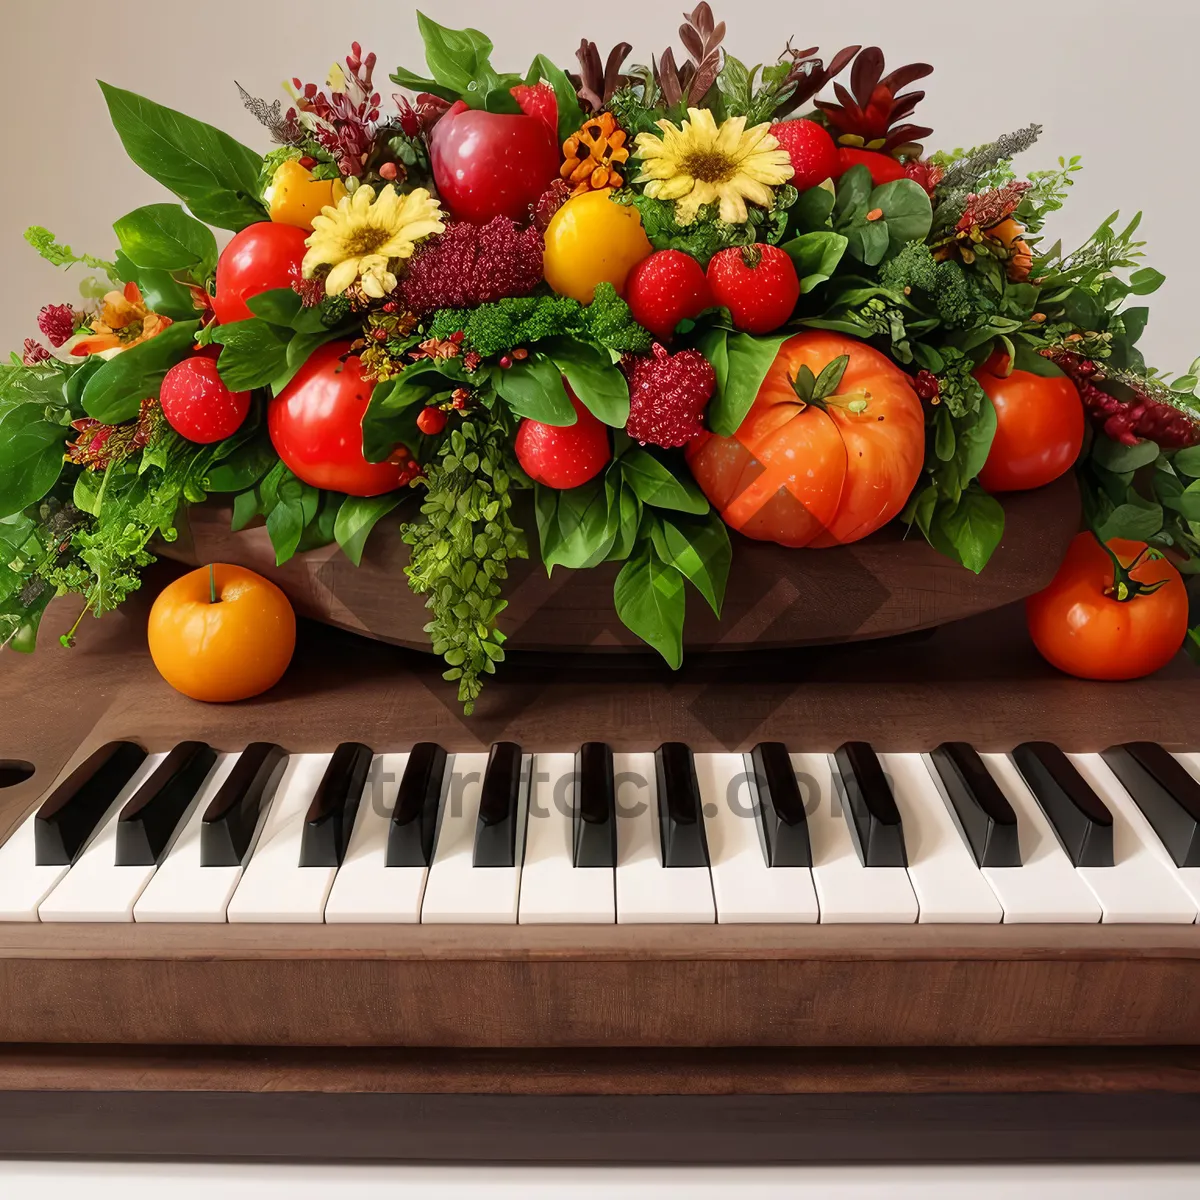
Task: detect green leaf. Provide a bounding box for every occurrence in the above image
[649,509,731,616]
[99,83,265,231]
[493,354,576,424]
[0,405,67,519]
[211,319,292,391]
[263,470,318,565]
[113,203,217,278]
[613,538,686,668]
[247,288,330,334]
[779,230,848,291]
[927,486,1005,574]
[113,250,199,321]
[1011,342,1065,377]
[620,447,709,514]
[706,331,791,436]
[269,329,344,395]
[535,478,616,571]
[833,165,872,227]
[869,178,934,254]
[1173,445,1200,479]
[1129,266,1166,296]
[334,492,404,566]
[81,320,201,423]
[542,337,630,427]
[789,184,836,232]
[230,487,262,531]
[361,359,465,462]
[845,219,891,267]
[1120,306,1151,346]
[603,472,642,563]
[1092,436,1161,473]
[528,53,585,142]
[1098,500,1164,542]
[412,12,512,109]
[204,437,277,492]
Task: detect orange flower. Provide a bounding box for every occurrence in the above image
[71,282,173,357]
[561,113,630,196]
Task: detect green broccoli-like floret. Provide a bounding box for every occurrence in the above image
[878,242,977,329]
[932,260,975,328]
[583,283,653,354]
[427,287,652,358]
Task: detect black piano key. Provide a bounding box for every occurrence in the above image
[387,742,447,867]
[928,742,1021,868]
[35,741,147,866]
[474,742,524,868]
[1101,742,1200,868]
[574,742,616,868]
[115,741,217,866]
[300,742,375,867]
[654,743,710,868]
[750,742,811,867]
[1012,741,1113,868]
[201,742,287,867]
[834,741,907,868]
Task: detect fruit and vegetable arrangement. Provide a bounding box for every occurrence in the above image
[3,7,1199,711]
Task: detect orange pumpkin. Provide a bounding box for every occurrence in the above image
[686,332,926,547]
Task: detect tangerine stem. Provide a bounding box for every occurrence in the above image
[209,563,217,605]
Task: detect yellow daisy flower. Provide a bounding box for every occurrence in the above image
[303,184,445,297]
[634,108,794,226]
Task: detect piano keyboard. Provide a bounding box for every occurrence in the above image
[2,738,1198,926]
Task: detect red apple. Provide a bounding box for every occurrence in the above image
[430,100,561,224]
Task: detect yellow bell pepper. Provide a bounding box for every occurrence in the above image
[265,159,348,232]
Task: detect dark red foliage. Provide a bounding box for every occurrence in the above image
[290,43,382,175]
[621,342,716,448]
[21,338,51,365]
[532,179,572,232]
[903,159,944,198]
[1053,352,1200,449]
[956,181,1031,233]
[396,217,544,314]
[815,46,933,152]
[395,92,452,138]
[37,303,77,347]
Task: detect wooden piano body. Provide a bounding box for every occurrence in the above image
[2,568,1199,1163]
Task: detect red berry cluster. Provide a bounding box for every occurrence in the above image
[1053,352,1200,449]
[396,217,543,314]
[621,343,716,448]
[37,303,77,347]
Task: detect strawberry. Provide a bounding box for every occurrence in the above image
[621,343,716,448]
[509,81,558,141]
[514,388,610,489]
[624,250,712,341]
[706,245,801,335]
[768,119,840,191]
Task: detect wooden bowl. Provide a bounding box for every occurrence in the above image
[160,473,1080,654]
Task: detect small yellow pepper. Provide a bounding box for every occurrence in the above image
[265,159,348,232]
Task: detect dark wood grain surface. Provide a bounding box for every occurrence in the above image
[164,473,1080,653]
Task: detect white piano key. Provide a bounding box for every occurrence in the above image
[1167,753,1200,912]
[421,753,527,924]
[881,752,1002,924]
[518,753,614,924]
[796,752,917,923]
[976,753,1101,924]
[698,753,817,923]
[38,753,175,922]
[615,751,714,924]
[226,753,337,923]
[134,753,273,923]
[0,811,71,921]
[324,752,429,924]
[1067,753,1198,924]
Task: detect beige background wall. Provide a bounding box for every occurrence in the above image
[1,0,1196,374]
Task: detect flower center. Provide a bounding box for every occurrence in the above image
[345,225,392,256]
[680,149,736,184]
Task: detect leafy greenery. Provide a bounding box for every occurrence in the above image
[23,227,118,281]
[390,13,522,112]
[81,320,201,423]
[99,83,266,230]
[113,204,218,281]
[401,397,526,715]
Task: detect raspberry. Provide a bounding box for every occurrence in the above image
[621,343,716,448]
[37,303,77,347]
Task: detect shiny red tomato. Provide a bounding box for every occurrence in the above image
[1026,534,1189,680]
[429,101,560,224]
[975,358,1085,492]
[213,222,309,325]
[268,342,410,496]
